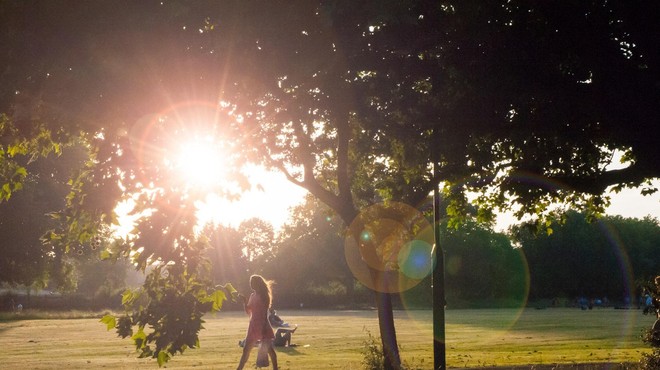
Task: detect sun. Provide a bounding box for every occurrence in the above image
[172,135,230,190]
[123,101,306,234]
[169,135,308,231]
[129,99,308,231]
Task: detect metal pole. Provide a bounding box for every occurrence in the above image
[432,140,446,370]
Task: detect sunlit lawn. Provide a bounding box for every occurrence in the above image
[0,308,654,369]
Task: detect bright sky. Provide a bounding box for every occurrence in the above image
[114,168,657,237]
[196,167,308,230]
[494,184,660,231]
[200,168,659,233]
[604,184,660,219]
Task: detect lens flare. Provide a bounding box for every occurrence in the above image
[398,240,433,280]
[344,202,435,293]
[596,220,638,344]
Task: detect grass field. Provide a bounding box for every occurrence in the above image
[0,308,655,369]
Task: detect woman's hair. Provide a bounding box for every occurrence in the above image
[250,275,273,308]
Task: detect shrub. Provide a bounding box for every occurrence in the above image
[640,325,660,369]
[360,329,427,370]
[361,329,383,370]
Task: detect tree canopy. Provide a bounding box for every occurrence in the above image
[1,1,658,368]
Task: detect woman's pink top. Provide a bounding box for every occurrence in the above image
[244,292,275,344]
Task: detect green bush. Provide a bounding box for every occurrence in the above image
[640,323,660,370]
[360,329,427,370]
[639,348,660,370]
[361,329,383,370]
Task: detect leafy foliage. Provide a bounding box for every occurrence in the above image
[105,259,237,366]
[0,115,64,201]
[361,329,384,370]
[239,218,276,267]
[639,348,660,370]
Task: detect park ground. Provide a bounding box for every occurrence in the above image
[0,308,655,369]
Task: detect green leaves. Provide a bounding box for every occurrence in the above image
[109,261,233,366]
[0,183,10,201]
[121,289,141,306]
[0,117,65,189]
[100,315,116,331]
[157,351,170,367]
[7,143,28,157]
[99,249,112,260]
[208,289,227,311]
[13,166,27,178]
[0,164,27,202]
[220,282,240,302]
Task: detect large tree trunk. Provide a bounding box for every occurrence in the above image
[375,289,402,370]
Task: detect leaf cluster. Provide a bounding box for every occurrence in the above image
[102,261,238,366]
[0,114,64,201]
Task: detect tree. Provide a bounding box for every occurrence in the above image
[205,224,246,291]
[0,176,56,288]
[1,1,659,368]
[238,218,276,272]
[516,212,660,303]
[269,195,356,307]
[442,221,525,307]
[609,216,660,286]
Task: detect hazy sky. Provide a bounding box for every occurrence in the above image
[495,186,659,231]
[606,185,660,219]
[204,170,659,233]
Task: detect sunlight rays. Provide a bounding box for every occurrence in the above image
[170,135,229,190]
[120,100,308,236]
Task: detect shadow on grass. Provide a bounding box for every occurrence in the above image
[464,362,639,370]
[276,345,303,356]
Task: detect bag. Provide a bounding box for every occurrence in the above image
[256,341,269,367]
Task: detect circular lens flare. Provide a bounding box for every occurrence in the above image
[398,240,433,280]
[344,202,435,293]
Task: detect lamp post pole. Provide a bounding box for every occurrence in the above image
[432,137,446,370]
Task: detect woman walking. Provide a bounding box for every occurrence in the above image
[237,275,278,370]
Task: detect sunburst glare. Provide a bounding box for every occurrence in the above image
[171,135,229,190]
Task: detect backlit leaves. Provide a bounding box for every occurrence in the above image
[100,314,116,331]
[106,262,237,366]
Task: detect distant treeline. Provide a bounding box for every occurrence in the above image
[2,211,658,312]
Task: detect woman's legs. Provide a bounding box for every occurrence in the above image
[266,340,278,370]
[236,341,255,370]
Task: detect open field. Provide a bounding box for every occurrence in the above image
[0,308,655,369]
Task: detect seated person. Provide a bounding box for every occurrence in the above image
[268,308,297,347]
[274,327,296,347]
